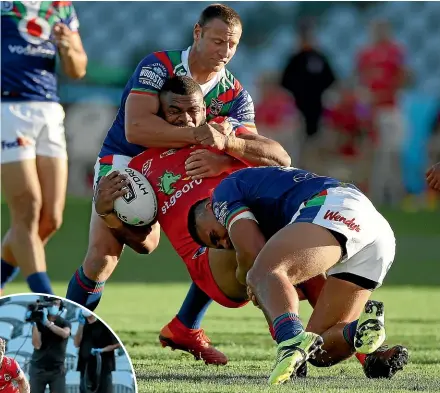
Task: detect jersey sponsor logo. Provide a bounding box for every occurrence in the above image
[209,98,224,116]
[18,16,51,45]
[161,178,203,215]
[160,149,177,158]
[213,201,229,227]
[158,171,181,196]
[139,64,167,89]
[1,137,32,150]
[323,210,361,232]
[121,167,150,203]
[8,43,55,57]
[192,246,207,259]
[141,159,153,177]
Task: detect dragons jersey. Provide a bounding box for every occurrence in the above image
[1,1,79,102]
[0,356,21,393]
[210,167,344,240]
[100,46,256,158]
[128,125,250,261]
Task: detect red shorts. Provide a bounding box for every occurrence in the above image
[184,247,248,309]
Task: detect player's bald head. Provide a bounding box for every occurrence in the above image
[198,4,242,30]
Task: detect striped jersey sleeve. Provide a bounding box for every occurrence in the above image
[211,176,257,232]
[130,52,173,96]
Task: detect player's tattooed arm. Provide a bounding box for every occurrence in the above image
[94,172,160,254]
[228,219,266,286]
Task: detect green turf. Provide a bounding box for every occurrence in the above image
[4,283,440,392]
[1,198,439,285]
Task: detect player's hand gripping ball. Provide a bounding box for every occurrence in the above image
[96,166,157,226]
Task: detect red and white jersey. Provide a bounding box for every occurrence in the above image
[0,357,21,393]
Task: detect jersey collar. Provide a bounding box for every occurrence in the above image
[181,46,226,96]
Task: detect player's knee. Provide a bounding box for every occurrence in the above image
[39,212,63,240]
[9,192,42,231]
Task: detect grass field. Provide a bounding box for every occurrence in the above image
[5,282,440,393]
[2,199,440,392]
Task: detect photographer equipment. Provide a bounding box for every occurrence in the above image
[25,298,65,323]
[81,352,102,393]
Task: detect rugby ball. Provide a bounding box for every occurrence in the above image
[109,166,157,226]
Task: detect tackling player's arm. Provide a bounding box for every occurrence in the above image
[212,180,266,285]
[125,54,227,148]
[94,172,160,254]
[225,131,291,167]
[53,4,87,79]
[229,219,266,285]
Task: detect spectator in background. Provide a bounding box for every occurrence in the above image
[324,81,374,189]
[1,1,88,294]
[74,310,120,393]
[281,19,336,172]
[29,298,71,393]
[255,72,299,165]
[357,19,410,207]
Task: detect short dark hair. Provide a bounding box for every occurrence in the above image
[187,198,209,247]
[161,75,203,97]
[198,4,242,29]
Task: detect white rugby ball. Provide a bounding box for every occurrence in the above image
[109,166,157,226]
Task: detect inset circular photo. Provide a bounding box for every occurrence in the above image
[0,293,136,393]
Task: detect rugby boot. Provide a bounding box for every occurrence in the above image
[269,331,324,385]
[363,345,409,379]
[269,325,308,378]
[159,316,228,365]
[355,300,386,354]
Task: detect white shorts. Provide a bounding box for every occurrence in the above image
[92,154,131,190]
[1,102,67,164]
[290,186,396,288]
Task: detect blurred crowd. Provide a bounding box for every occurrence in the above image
[255,19,440,211]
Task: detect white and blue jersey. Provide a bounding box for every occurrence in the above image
[1,1,79,102]
[211,167,349,240]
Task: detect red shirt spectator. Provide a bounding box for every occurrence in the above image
[357,21,407,108]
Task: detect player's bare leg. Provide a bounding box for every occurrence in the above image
[1,159,52,293]
[305,276,373,366]
[36,156,68,244]
[66,171,161,309]
[246,222,343,384]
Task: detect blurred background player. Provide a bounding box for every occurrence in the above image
[357,19,410,207]
[1,1,87,294]
[29,298,71,393]
[281,18,336,173]
[0,338,30,393]
[74,309,120,393]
